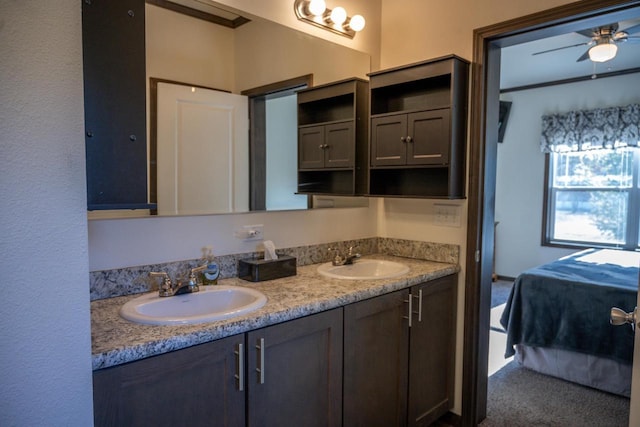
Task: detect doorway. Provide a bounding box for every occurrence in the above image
[463,1,640,425]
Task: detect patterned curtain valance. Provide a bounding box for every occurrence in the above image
[540,103,640,153]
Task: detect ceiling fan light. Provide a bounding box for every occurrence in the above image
[588,42,618,62]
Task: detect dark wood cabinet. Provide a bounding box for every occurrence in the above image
[247,308,343,427]
[93,278,454,427]
[297,78,369,195]
[93,334,245,427]
[368,56,469,199]
[343,274,458,427]
[344,289,410,426]
[94,309,342,427]
[82,0,152,210]
[371,109,451,167]
[408,276,458,426]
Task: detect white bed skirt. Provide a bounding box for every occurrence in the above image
[515,344,632,397]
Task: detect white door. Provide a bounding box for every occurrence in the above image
[629,293,640,426]
[156,83,248,215]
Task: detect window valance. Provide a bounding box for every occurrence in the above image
[540,103,640,153]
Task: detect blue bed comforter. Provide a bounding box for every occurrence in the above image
[500,249,638,364]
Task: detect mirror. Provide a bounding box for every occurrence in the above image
[88,0,370,219]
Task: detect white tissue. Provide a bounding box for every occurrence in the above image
[263,240,278,260]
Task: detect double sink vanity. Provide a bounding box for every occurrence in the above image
[91,252,459,427]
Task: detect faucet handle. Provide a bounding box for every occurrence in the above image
[150,271,173,296]
[188,265,207,286]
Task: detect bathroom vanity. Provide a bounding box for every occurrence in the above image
[91,255,458,427]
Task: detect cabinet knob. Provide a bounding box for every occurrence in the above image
[86,131,93,138]
[129,134,137,142]
[406,136,413,143]
[400,136,406,143]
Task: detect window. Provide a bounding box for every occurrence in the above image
[544,148,640,249]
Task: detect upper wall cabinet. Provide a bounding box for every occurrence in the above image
[82,0,153,210]
[297,78,369,196]
[368,55,469,199]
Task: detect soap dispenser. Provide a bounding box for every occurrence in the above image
[200,246,219,285]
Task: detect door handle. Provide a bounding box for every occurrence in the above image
[403,296,413,328]
[610,306,638,331]
[256,338,265,384]
[234,343,244,391]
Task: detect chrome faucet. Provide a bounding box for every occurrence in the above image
[329,246,361,266]
[150,265,206,297]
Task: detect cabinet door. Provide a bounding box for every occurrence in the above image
[298,126,326,169]
[93,335,245,427]
[344,290,409,427]
[408,275,457,427]
[324,121,354,168]
[371,114,408,166]
[247,308,343,427]
[407,109,450,166]
[82,0,148,209]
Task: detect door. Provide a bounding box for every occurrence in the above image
[408,276,457,427]
[611,275,640,426]
[93,336,245,427]
[156,82,248,215]
[630,286,640,426]
[298,126,326,169]
[371,114,408,166]
[246,309,343,427]
[324,121,354,168]
[343,290,409,427]
[407,109,450,166]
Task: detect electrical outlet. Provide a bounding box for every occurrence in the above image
[234,224,264,241]
[434,204,461,227]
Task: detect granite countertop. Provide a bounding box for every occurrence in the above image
[91,254,459,370]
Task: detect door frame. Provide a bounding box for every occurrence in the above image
[462,0,640,425]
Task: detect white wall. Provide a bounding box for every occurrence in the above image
[495,73,640,278]
[0,3,94,426]
[89,206,377,271]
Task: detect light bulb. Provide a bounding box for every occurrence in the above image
[307,0,326,16]
[330,7,347,25]
[588,42,618,63]
[348,14,365,32]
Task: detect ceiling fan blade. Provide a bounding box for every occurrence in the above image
[576,48,591,62]
[532,42,588,56]
[621,23,640,35]
[576,29,596,38]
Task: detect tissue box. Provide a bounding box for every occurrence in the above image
[238,255,297,282]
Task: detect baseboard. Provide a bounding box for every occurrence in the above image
[437,411,462,426]
[495,275,516,282]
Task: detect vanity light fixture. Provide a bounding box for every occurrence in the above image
[588,38,618,62]
[294,0,366,39]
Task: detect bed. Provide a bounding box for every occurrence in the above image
[500,248,639,396]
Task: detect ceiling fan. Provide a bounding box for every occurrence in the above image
[533,22,640,63]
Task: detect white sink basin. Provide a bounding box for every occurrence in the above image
[317,259,409,280]
[120,285,267,325]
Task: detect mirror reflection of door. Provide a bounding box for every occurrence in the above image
[156,82,248,215]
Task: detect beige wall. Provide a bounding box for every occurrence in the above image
[379,0,575,68]
[214,0,382,68]
[234,18,370,91]
[147,4,236,90]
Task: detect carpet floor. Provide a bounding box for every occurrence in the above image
[482,361,629,426]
